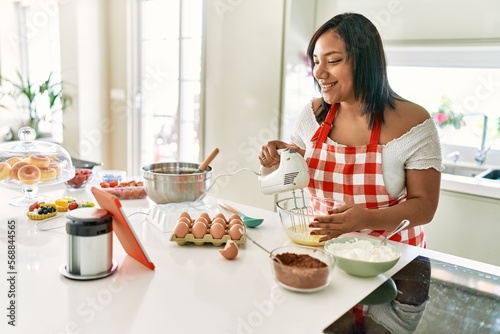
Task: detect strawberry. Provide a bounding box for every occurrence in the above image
[68,202,79,210]
[28,201,40,212]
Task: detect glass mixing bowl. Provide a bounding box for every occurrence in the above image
[276,193,345,246]
[270,245,335,293]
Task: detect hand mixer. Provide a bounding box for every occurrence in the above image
[259,148,311,231]
[259,148,310,194]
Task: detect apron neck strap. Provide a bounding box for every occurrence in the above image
[311,104,382,145]
[314,103,338,144]
[369,117,381,145]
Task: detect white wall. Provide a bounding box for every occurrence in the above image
[204,0,285,210]
[59,0,110,166]
[316,0,500,42]
[59,0,132,171]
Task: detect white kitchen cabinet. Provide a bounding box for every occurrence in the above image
[426,190,500,266]
[316,0,500,42]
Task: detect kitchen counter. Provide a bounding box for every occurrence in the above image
[441,170,500,200]
[1,184,499,334]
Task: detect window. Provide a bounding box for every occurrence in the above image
[3,2,64,142]
[137,0,204,166]
[386,45,500,151]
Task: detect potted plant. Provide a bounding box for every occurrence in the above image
[0,71,72,139]
[432,96,464,130]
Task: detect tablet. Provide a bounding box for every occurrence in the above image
[91,186,155,270]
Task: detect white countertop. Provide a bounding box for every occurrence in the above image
[441,172,500,199]
[1,184,499,334]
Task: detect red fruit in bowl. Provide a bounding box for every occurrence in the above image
[66,169,93,189]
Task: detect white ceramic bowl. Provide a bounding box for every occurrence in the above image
[324,236,401,278]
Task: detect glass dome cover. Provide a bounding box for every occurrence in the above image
[0,127,75,205]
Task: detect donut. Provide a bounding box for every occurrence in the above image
[9,161,29,180]
[50,162,61,176]
[0,162,12,181]
[5,157,22,167]
[18,165,41,185]
[39,167,57,181]
[28,155,50,168]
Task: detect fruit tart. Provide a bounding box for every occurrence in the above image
[26,202,57,220]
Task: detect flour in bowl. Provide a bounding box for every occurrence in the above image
[326,238,398,262]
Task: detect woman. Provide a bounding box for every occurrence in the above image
[259,13,443,247]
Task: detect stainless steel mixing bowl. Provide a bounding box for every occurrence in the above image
[141,162,212,204]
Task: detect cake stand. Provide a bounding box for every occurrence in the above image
[0,127,75,206]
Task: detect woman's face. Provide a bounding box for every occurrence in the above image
[312,31,354,105]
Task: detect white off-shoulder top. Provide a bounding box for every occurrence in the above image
[291,101,444,198]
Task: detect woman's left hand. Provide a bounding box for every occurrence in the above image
[308,204,368,242]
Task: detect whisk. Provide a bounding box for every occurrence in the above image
[289,188,309,232]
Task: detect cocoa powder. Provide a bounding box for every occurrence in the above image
[273,252,330,290]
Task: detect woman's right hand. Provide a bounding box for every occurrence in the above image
[259,140,300,167]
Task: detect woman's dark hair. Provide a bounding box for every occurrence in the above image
[307,12,399,127]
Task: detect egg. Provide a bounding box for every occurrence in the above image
[228,214,241,222]
[195,216,209,227]
[198,212,211,223]
[192,221,208,238]
[228,224,244,240]
[178,211,192,223]
[212,212,227,222]
[209,222,225,239]
[177,216,192,227]
[211,217,226,228]
[219,240,239,260]
[228,218,243,229]
[173,222,190,238]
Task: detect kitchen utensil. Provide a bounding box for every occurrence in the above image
[259,148,309,195]
[258,147,310,229]
[71,157,103,169]
[141,162,212,204]
[218,201,263,228]
[276,194,344,246]
[373,219,410,249]
[324,236,401,278]
[238,227,273,256]
[64,207,116,279]
[196,147,220,173]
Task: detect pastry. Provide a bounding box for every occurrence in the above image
[27,155,50,168]
[17,165,41,185]
[9,161,29,180]
[0,162,12,181]
[26,203,57,220]
[39,167,57,181]
[55,197,76,212]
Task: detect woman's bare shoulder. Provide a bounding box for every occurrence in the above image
[386,100,430,127]
[394,99,430,123]
[382,100,432,142]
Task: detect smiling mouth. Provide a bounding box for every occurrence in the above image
[321,82,336,89]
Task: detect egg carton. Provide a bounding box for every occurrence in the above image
[146,200,219,233]
[169,233,246,247]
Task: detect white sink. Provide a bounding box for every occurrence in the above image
[442,162,488,177]
[441,161,500,200]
